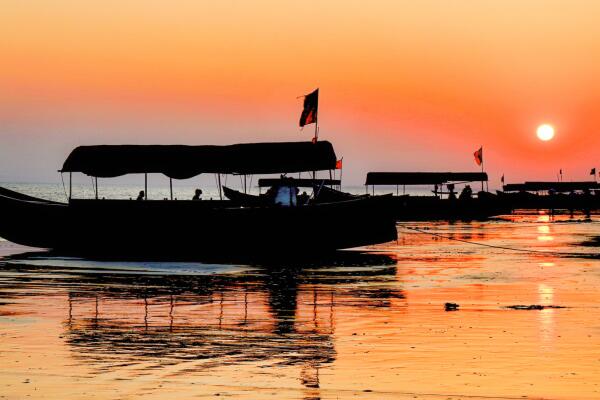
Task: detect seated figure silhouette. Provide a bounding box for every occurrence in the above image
[192,189,203,200]
[136,190,145,201]
[459,184,473,200]
[447,184,457,201]
[298,191,309,205]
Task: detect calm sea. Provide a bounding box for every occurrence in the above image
[0,181,435,203]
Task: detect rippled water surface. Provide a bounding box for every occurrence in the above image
[1,189,600,399]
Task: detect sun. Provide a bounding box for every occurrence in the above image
[536,124,555,141]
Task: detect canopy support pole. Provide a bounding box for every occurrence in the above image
[243,175,247,194]
[95,177,98,200]
[69,172,72,200]
[217,174,223,200]
[144,174,147,200]
[170,178,173,200]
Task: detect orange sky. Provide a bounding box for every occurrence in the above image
[1,0,600,185]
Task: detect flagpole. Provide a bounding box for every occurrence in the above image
[313,94,319,180]
[480,145,484,192]
[340,157,343,189]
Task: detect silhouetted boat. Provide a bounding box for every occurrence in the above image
[499,181,600,212]
[365,172,510,220]
[223,178,365,206]
[0,186,60,204]
[0,141,397,255]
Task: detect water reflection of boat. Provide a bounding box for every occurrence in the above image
[0,252,403,391]
[0,142,397,255]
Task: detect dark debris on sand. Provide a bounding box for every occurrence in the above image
[505,305,566,310]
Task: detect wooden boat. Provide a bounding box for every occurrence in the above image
[0,186,60,204]
[0,141,398,256]
[365,172,511,220]
[222,185,268,206]
[223,179,365,206]
[500,181,600,211]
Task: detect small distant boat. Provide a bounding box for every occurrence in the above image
[365,172,510,220]
[499,181,600,211]
[0,141,397,255]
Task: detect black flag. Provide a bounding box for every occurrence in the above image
[299,89,319,127]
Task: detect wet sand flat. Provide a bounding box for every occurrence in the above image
[1,213,600,399]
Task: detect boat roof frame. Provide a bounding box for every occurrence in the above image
[365,172,488,186]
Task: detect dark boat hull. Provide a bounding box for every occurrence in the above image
[390,195,511,221]
[222,186,509,221]
[497,191,600,212]
[223,185,365,206]
[0,193,398,256]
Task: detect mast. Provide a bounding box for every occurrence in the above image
[217,174,223,200]
[480,145,484,192]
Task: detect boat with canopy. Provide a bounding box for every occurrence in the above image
[499,181,600,211]
[222,177,364,206]
[0,141,397,255]
[365,171,509,220]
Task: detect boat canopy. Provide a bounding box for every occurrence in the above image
[60,141,337,179]
[258,178,341,187]
[503,181,600,192]
[365,172,488,186]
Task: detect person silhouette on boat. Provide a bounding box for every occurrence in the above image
[192,189,203,200]
[298,191,309,205]
[136,190,145,201]
[459,185,473,200]
[447,184,457,201]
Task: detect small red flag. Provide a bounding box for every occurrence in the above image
[335,159,343,169]
[474,147,483,166]
[299,89,319,127]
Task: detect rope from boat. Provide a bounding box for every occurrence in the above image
[59,172,68,201]
[313,180,325,201]
[489,217,600,227]
[397,224,597,257]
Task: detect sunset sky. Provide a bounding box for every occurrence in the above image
[2,0,600,186]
